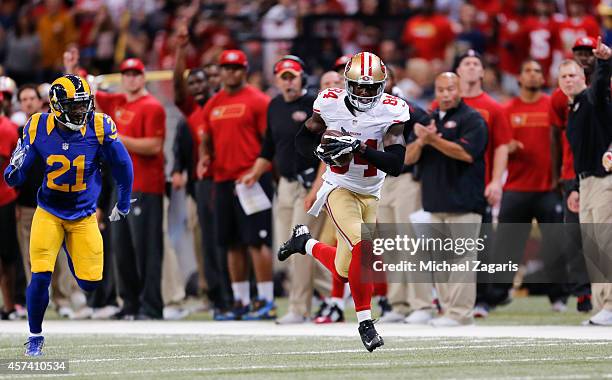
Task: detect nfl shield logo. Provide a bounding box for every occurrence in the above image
[62,143,69,151]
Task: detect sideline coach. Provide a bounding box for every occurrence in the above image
[559,37,612,326]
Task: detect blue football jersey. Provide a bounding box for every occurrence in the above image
[21,112,121,220]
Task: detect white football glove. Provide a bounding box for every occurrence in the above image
[7,138,29,178]
[109,199,137,222]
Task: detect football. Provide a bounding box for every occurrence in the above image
[321,129,353,166]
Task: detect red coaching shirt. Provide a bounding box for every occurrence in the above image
[0,116,19,206]
[504,94,553,192]
[549,88,575,181]
[202,85,270,182]
[96,92,166,194]
[431,92,512,185]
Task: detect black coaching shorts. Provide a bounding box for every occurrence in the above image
[214,172,273,248]
[0,201,20,265]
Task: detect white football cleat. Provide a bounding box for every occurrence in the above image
[583,309,612,326]
[378,310,406,323]
[404,309,433,324]
[275,312,307,325]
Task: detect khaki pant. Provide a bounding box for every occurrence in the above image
[429,212,481,325]
[274,178,331,316]
[377,173,432,315]
[325,187,378,277]
[16,206,81,308]
[579,175,612,312]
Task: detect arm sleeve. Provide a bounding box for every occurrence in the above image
[99,114,133,212]
[588,58,612,107]
[259,107,275,161]
[96,161,113,212]
[404,103,431,142]
[101,140,133,213]
[361,144,406,177]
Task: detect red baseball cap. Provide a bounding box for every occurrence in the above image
[274,59,303,76]
[573,36,597,51]
[119,58,145,74]
[334,55,352,71]
[219,50,248,68]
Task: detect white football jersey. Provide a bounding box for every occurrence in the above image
[313,88,411,198]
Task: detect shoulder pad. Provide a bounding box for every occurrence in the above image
[23,113,49,145]
[379,95,411,123]
[313,88,345,114]
[93,113,118,145]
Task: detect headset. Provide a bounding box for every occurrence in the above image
[274,55,309,88]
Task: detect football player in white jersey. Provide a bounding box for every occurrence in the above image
[279,52,410,352]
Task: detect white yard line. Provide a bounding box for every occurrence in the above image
[1,356,611,379]
[1,321,611,340]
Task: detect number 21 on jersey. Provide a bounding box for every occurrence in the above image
[47,155,87,192]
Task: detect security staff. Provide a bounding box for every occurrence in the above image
[559,37,612,326]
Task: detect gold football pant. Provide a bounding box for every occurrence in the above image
[324,187,378,278]
[30,207,103,281]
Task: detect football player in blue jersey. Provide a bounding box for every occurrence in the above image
[3,74,134,356]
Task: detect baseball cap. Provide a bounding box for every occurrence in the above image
[0,76,17,96]
[453,49,484,72]
[274,58,304,76]
[119,58,145,74]
[334,55,352,71]
[572,36,597,51]
[219,50,248,68]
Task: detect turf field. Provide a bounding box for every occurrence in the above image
[0,297,611,380]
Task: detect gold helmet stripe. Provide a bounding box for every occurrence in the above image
[80,76,91,94]
[51,77,77,98]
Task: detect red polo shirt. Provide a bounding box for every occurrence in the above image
[96,91,166,194]
[504,94,553,192]
[0,116,19,206]
[202,85,270,182]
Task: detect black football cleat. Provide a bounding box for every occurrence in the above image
[358,319,384,352]
[278,225,312,261]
